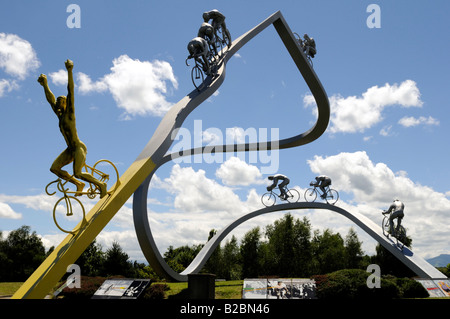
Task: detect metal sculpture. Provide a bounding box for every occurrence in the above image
[12,10,445,299]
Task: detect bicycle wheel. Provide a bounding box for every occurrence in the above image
[215,35,224,57]
[286,189,300,203]
[261,192,276,207]
[326,189,339,205]
[382,216,390,236]
[92,159,121,195]
[223,30,231,49]
[53,196,86,234]
[396,226,407,250]
[304,188,317,202]
[191,65,204,91]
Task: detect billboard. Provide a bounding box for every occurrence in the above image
[242,278,316,299]
[92,279,151,299]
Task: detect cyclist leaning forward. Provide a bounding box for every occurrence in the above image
[383,199,405,236]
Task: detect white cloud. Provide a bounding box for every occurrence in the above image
[0,79,18,97]
[75,55,178,117]
[163,164,244,213]
[215,157,265,186]
[304,80,423,134]
[398,115,440,127]
[0,33,40,80]
[0,201,22,219]
[307,151,450,258]
[49,69,68,86]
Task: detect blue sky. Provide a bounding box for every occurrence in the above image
[1,0,449,264]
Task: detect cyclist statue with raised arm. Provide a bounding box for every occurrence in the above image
[383,199,405,236]
[267,174,290,200]
[187,37,212,75]
[38,59,107,198]
[202,9,232,46]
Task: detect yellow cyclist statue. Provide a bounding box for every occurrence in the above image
[38,59,107,198]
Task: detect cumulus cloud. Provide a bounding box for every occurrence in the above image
[0,79,19,97]
[73,55,178,118]
[0,33,40,79]
[215,157,265,186]
[304,80,423,134]
[307,151,450,257]
[0,201,22,219]
[0,33,40,97]
[398,115,439,127]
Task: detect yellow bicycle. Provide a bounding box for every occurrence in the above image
[45,159,120,234]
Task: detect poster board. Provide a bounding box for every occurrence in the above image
[92,279,151,299]
[243,278,316,299]
[415,278,450,298]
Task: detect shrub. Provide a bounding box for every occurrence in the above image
[141,283,170,299]
[59,276,105,299]
[313,269,400,299]
[393,277,429,298]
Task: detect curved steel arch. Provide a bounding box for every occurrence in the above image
[133,11,446,281]
[133,11,331,281]
[183,202,446,279]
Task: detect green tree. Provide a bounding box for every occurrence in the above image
[312,228,346,274]
[0,225,47,281]
[265,214,296,276]
[264,214,313,277]
[221,235,241,280]
[344,227,364,269]
[102,241,133,277]
[204,229,221,275]
[164,244,203,273]
[75,240,105,277]
[240,227,262,278]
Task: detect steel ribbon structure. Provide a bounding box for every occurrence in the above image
[12,10,445,299]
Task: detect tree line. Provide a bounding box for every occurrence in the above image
[2,213,444,282]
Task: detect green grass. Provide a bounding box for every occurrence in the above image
[157,280,243,299]
[0,282,23,296]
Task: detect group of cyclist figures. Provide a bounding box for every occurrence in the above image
[186,10,232,79]
[264,174,407,246]
[185,10,317,85]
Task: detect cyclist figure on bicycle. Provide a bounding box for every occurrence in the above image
[198,22,219,56]
[202,9,232,46]
[187,37,212,75]
[312,175,331,199]
[301,33,316,58]
[383,199,405,236]
[38,60,107,198]
[267,174,290,200]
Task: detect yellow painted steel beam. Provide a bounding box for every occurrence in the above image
[12,158,155,299]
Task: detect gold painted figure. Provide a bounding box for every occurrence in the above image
[38,59,107,198]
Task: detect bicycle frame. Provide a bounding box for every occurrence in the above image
[381,211,406,249]
[304,183,339,205]
[45,160,120,234]
[261,187,300,207]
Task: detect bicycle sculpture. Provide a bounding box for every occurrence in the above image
[261,186,300,207]
[304,181,339,205]
[294,32,316,67]
[186,10,232,90]
[45,160,120,234]
[38,59,120,234]
[381,210,407,250]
